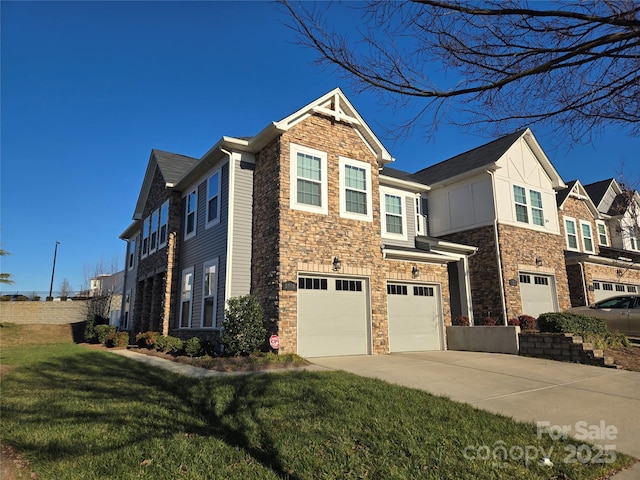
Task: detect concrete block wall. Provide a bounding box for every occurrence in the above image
[0,300,90,324]
[519,332,615,367]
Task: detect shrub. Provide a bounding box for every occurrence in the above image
[84,315,109,343]
[106,331,129,348]
[537,312,608,335]
[222,294,267,356]
[184,337,204,357]
[480,317,497,326]
[582,331,632,350]
[155,335,184,354]
[135,331,160,349]
[507,318,520,326]
[518,315,537,331]
[453,316,470,326]
[95,325,117,345]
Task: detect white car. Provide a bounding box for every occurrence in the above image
[569,295,640,338]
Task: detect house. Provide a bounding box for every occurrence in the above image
[560,178,640,305]
[88,271,124,327]
[120,88,476,357]
[410,129,571,322]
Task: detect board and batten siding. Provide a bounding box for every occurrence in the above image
[225,152,255,299]
[179,161,230,329]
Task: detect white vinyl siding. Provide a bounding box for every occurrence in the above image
[564,217,579,251]
[290,143,328,215]
[580,221,595,253]
[185,190,197,240]
[201,259,218,329]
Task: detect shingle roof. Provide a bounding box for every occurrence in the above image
[152,149,198,185]
[411,129,527,185]
[584,178,614,207]
[556,180,577,207]
[379,166,416,182]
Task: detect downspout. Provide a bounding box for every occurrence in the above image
[463,248,478,321]
[487,169,508,325]
[578,261,588,306]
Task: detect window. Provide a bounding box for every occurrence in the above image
[603,283,614,291]
[206,171,221,227]
[564,218,579,250]
[159,201,168,248]
[380,187,407,239]
[290,144,328,214]
[519,274,531,284]
[142,217,150,258]
[336,279,363,292]
[298,277,328,290]
[615,284,625,292]
[596,221,608,246]
[180,268,194,328]
[387,284,408,295]
[185,190,197,239]
[580,221,594,253]
[514,185,528,223]
[414,286,434,297]
[628,227,640,251]
[340,157,372,221]
[122,291,130,330]
[202,260,218,328]
[149,209,159,252]
[534,276,549,285]
[530,190,544,226]
[128,238,136,270]
[415,197,422,234]
[628,285,637,293]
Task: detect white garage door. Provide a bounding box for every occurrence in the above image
[297,275,370,357]
[519,273,558,318]
[387,282,442,352]
[593,281,639,303]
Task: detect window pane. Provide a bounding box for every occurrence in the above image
[565,220,576,235]
[385,194,402,214]
[386,214,403,234]
[346,190,367,214]
[532,208,544,226]
[297,153,321,181]
[208,197,218,222]
[204,265,216,296]
[297,179,321,206]
[514,186,527,204]
[530,190,542,208]
[515,204,528,223]
[345,165,366,190]
[203,298,214,328]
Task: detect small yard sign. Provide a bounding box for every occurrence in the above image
[269,335,280,349]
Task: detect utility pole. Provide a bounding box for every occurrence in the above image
[48,241,60,300]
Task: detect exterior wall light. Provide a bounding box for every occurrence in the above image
[332,256,342,271]
[535,257,543,267]
[412,265,420,278]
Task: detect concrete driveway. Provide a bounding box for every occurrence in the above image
[310,351,640,461]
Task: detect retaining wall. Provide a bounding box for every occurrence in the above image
[518,332,615,367]
[446,326,521,354]
[0,300,90,324]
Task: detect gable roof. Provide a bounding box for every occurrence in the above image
[133,149,198,220]
[556,179,600,217]
[379,166,430,193]
[410,128,565,189]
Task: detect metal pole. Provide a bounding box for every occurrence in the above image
[48,241,60,300]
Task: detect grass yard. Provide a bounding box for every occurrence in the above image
[0,324,635,479]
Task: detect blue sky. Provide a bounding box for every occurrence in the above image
[2,1,638,295]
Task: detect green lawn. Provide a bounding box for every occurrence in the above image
[0,333,635,479]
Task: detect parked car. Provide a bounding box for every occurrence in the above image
[568,295,640,337]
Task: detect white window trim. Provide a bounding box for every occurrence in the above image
[141,217,151,259]
[580,220,595,254]
[380,186,408,240]
[205,170,221,229]
[158,200,169,249]
[339,156,373,222]
[201,258,219,329]
[179,266,194,329]
[529,189,544,226]
[184,189,198,240]
[564,216,580,252]
[289,143,328,215]
[595,220,609,247]
[149,208,159,254]
[513,184,529,224]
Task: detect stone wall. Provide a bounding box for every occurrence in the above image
[519,332,615,367]
[0,300,90,324]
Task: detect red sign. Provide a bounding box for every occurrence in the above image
[269,335,280,349]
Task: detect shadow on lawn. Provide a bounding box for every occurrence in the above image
[1,349,336,479]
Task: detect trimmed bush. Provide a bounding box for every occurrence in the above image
[480,316,497,326]
[517,314,537,331]
[135,331,160,349]
[85,315,109,343]
[106,331,129,348]
[95,325,117,345]
[184,337,204,358]
[222,294,267,356]
[155,335,184,354]
[537,312,608,335]
[453,315,470,326]
[507,318,520,326]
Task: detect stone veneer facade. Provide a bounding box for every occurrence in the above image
[440,223,570,322]
[252,111,450,355]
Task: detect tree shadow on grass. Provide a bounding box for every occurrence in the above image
[0,349,342,479]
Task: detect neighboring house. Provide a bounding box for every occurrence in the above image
[89,271,125,327]
[120,88,475,356]
[411,129,571,322]
[566,178,640,305]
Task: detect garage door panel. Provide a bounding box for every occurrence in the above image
[388,283,442,352]
[519,273,557,318]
